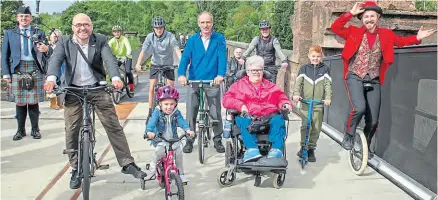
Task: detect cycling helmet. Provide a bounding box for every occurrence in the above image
[156,85,180,101]
[112,25,122,31]
[151,16,166,28]
[259,20,271,29]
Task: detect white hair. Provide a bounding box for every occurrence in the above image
[245,55,264,70]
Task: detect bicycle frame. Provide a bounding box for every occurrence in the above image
[188,80,214,127]
[55,84,110,199]
[151,135,186,195]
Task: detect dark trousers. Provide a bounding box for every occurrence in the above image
[186,85,223,143]
[64,90,134,168]
[265,65,280,84]
[345,72,380,145]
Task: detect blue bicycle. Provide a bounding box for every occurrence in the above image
[299,98,324,169]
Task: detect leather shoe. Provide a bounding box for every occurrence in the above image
[70,169,81,189]
[13,129,26,141]
[121,163,147,179]
[31,128,41,139]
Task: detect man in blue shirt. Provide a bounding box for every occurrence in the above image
[178,11,227,153]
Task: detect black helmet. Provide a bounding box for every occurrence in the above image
[259,20,271,29]
[151,16,166,28]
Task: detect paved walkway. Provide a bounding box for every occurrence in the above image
[0,74,413,200]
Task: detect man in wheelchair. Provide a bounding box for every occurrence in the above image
[222,55,292,163]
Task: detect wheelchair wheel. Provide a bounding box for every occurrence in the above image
[273,173,286,189]
[348,129,368,175]
[225,141,233,167]
[217,167,236,187]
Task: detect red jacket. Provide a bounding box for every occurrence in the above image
[222,76,292,117]
[331,12,421,84]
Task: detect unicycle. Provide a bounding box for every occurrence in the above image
[347,128,368,175]
[299,98,323,169]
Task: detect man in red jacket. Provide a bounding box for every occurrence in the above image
[331,1,436,151]
[222,55,292,163]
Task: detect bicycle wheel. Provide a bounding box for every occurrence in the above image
[82,132,91,200]
[198,127,205,164]
[112,91,121,104]
[124,75,133,98]
[165,172,185,200]
[348,129,368,175]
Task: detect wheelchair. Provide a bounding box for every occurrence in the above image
[217,70,290,189]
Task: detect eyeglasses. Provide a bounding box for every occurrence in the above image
[247,69,263,73]
[72,23,91,28]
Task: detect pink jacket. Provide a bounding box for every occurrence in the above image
[222,76,292,117]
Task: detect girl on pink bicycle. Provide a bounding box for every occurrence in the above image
[144,85,195,183]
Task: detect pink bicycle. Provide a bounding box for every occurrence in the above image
[141,134,187,200]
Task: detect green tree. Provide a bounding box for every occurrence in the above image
[272,1,294,49]
[415,0,437,11]
[0,0,24,34]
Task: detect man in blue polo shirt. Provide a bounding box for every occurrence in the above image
[178,11,227,153]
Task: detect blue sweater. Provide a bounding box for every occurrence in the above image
[177,31,227,80]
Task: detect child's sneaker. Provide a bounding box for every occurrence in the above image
[180,174,189,183]
[308,149,316,162]
[144,163,156,180]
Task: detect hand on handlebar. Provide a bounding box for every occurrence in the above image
[135,64,142,73]
[324,99,331,105]
[238,59,245,65]
[145,132,156,139]
[178,76,188,86]
[112,79,124,90]
[44,81,56,93]
[214,76,224,85]
[292,95,302,103]
[186,130,195,137]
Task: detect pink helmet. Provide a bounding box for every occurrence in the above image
[156,85,180,101]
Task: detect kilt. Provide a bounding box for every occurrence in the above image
[10,61,45,104]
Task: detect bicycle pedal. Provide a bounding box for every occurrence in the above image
[62,149,77,155]
[97,164,110,170]
[210,120,219,124]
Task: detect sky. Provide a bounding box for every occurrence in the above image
[23,0,77,14]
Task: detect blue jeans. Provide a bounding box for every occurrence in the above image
[235,113,286,150]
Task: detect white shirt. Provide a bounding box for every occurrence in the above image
[71,41,98,86]
[47,36,120,84]
[201,36,210,51]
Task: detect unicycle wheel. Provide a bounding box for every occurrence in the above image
[348,129,369,175]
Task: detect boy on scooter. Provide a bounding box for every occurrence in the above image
[144,85,195,183]
[292,45,332,162]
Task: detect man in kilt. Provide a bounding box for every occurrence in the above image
[1,6,50,140]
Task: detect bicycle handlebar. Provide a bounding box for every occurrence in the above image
[187,80,215,86]
[53,83,113,96]
[145,133,188,144]
[299,98,324,105]
[151,65,177,71]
